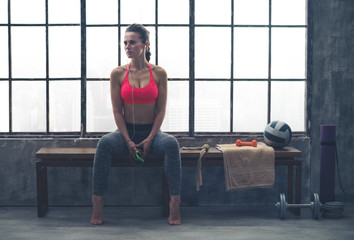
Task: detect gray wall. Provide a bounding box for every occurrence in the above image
[309,0,354,200]
[0,0,353,206]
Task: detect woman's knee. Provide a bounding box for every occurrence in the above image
[97,131,124,150]
[97,134,112,150]
[161,134,180,151]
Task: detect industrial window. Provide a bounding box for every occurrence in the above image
[0,0,307,137]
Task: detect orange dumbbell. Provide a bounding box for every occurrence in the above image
[236,139,257,147]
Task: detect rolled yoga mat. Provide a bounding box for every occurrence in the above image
[320,124,336,202]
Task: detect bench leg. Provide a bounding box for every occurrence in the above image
[295,164,302,215]
[162,171,170,217]
[287,164,302,216]
[287,165,294,205]
[287,165,300,216]
[36,163,48,217]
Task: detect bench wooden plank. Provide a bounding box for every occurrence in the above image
[36,146,301,160]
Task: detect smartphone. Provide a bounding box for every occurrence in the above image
[135,148,144,163]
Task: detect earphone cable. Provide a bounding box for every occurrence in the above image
[129,63,136,141]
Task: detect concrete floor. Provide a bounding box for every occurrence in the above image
[0,204,353,240]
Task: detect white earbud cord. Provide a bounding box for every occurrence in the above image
[129,64,136,141]
[128,64,142,166]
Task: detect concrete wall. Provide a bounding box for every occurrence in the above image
[0,0,353,206]
[309,0,354,201]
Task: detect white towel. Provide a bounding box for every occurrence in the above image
[217,142,275,191]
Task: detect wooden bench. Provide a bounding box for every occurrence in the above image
[36,146,302,217]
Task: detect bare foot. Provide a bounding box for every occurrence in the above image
[91,195,104,225]
[168,195,181,225]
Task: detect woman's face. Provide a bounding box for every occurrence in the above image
[124,32,147,59]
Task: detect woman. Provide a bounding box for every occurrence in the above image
[91,24,182,225]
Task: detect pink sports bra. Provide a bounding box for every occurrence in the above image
[120,63,158,104]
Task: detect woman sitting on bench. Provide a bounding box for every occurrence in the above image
[91,23,182,225]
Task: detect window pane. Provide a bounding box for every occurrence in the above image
[158,27,189,78]
[234,0,269,25]
[234,27,268,78]
[11,27,46,78]
[0,27,8,78]
[195,81,230,132]
[12,81,46,132]
[272,0,306,25]
[233,81,268,132]
[161,81,189,132]
[11,0,45,24]
[0,0,7,23]
[87,81,116,132]
[48,0,80,24]
[49,27,81,78]
[86,0,117,24]
[121,0,155,24]
[195,0,231,24]
[271,81,305,131]
[87,27,118,78]
[271,28,306,79]
[0,81,9,132]
[120,27,156,65]
[158,0,189,24]
[49,81,80,132]
[195,28,231,78]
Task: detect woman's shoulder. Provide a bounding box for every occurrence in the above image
[111,65,128,76]
[150,64,167,81]
[110,65,128,83]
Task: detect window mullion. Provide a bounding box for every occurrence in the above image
[8,0,12,133]
[230,0,234,133]
[267,0,272,124]
[118,0,121,66]
[80,0,87,137]
[189,0,195,137]
[155,0,158,65]
[45,0,49,133]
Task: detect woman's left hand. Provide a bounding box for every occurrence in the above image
[136,138,153,159]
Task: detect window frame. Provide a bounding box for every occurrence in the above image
[0,0,310,138]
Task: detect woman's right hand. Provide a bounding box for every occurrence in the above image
[126,140,138,159]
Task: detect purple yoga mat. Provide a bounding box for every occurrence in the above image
[320,124,336,202]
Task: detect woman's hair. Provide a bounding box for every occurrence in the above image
[126,23,151,62]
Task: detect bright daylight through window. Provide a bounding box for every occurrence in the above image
[0,0,307,136]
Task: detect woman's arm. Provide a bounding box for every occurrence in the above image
[149,66,168,140]
[110,67,136,151]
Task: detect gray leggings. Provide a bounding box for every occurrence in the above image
[92,124,182,196]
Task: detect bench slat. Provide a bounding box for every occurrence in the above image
[36,146,301,159]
